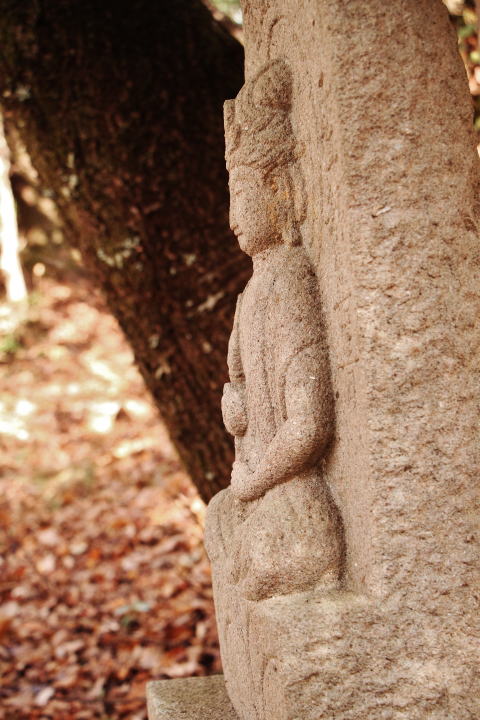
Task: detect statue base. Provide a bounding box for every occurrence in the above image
[146,675,237,720]
[212,581,477,720]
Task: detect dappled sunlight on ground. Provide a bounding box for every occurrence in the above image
[0,276,220,720]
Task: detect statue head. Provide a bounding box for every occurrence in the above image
[224,60,305,256]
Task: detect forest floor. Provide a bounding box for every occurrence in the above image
[0,272,221,720]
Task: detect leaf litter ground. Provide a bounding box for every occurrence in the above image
[0,275,221,720]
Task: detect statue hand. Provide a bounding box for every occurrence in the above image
[222,382,248,437]
[231,461,259,502]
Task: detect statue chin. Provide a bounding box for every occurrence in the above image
[237,234,254,256]
[237,233,270,257]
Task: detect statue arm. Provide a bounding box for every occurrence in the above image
[227,293,244,384]
[231,342,333,501]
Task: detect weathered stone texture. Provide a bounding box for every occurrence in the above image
[146,676,236,719]
[206,1,480,718]
[206,58,344,603]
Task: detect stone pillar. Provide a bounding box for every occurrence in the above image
[203,1,480,719]
[148,2,480,719]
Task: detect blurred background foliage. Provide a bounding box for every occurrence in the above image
[444,0,480,129]
[210,0,242,24]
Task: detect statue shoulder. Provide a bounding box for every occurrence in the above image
[273,246,321,314]
[267,247,326,366]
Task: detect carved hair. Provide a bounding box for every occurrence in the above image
[224,60,306,245]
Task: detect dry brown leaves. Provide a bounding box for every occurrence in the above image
[0,276,221,720]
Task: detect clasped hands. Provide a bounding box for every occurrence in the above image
[222,382,266,501]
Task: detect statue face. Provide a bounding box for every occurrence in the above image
[229,167,283,256]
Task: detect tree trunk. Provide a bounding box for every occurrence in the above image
[0,0,248,501]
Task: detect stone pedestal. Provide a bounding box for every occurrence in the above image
[146,676,237,720]
[220,589,475,720]
[212,557,477,720]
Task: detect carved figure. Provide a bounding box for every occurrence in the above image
[205,60,343,602]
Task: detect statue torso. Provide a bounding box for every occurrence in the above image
[237,245,323,471]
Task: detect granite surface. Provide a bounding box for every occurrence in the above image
[146,675,237,720]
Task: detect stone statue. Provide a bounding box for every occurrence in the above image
[148,7,480,718]
[147,6,480,718]
[205,59,344,603]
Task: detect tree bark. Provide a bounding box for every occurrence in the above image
[0,0,248,501]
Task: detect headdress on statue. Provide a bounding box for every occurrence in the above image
[224,59,296,173]
[224,60,306,245]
